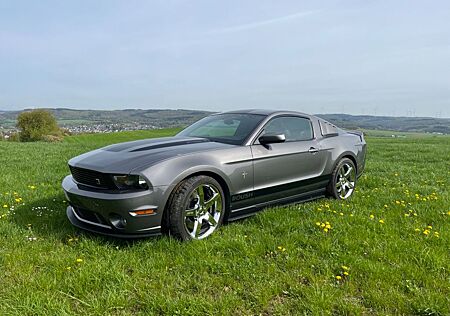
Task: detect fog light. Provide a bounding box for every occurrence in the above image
[129,209,156,216]
[109,213,127,229]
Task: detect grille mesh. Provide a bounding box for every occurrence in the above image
[69,166,116,189]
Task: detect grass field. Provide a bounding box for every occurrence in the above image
[0,130,449,315]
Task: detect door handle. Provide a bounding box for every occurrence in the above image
[308,147,319,154]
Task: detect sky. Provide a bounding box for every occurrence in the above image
[1,0,450,117]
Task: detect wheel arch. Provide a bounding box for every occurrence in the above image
[335,152,358,173]
[161,169,232,231]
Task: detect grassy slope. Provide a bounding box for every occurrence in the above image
[0,130,449,315]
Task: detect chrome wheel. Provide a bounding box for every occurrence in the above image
[183,184,223,239]
[335,162,356,199]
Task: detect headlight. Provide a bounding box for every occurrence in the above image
[112,175,149,190]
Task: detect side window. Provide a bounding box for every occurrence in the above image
[263,116,313,142]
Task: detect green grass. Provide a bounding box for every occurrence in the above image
[0,129,449,315]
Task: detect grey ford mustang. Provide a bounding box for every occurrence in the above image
[62,110,366,240]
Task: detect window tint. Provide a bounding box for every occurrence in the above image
[177,113,266,145]
[262,116,313,141]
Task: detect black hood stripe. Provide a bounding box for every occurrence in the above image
[129,138,210,152]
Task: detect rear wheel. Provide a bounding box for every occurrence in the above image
[327,158,357,199]
[167,176,225,241]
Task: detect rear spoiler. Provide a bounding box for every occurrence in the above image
[347,130,364,141]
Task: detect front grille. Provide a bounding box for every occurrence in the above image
[69,166,116,189]
[73,206,110,226]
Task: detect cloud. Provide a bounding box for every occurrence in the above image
[208,10,318,34]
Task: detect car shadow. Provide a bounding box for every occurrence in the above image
[9,194,165,247]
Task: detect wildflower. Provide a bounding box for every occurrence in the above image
[379,219,385,224]
[341,266,349,270]
[427,225,432,229]
[66,267,71,270]
[423,230,430,235]
[414,228,420,232]
[343,271,349,276]
[369,214,375,219]
[395,200,400,205]
[315,222,321,226]
[434,232,439,237]
[339,212,344,216]
[384,204,388,208]
[29,185,36,190]
[2,204,7,208]
[323,228,329,232]
[336,275,342,280]
[76,258,83,263]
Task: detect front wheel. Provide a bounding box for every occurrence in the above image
[167,176,225,241]
[327,158,357,199]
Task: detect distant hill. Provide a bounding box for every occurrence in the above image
[0,108,212,131]
[317,114,449,134]
[0,108,448,134]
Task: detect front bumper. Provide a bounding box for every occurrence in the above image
[62,175,168,238]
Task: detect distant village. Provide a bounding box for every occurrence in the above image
[0,122,160,140]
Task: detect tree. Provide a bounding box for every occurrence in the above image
[17,109,61,141]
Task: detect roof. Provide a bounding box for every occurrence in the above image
[220,109,310,117]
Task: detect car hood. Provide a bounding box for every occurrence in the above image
[68,136,234,174]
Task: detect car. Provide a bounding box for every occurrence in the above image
[62,109,367,240]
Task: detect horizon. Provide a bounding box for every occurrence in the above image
[1,107,449,120]
[1,1,450,117]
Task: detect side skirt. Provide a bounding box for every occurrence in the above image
[227,188,326,221]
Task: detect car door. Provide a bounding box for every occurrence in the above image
[250,115,328,205]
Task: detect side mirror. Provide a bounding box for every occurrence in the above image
[259,134,286,145]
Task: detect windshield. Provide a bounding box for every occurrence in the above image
[177,113,266,145]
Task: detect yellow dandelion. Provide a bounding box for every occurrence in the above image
[315,222,321,226]
[379,219,385,224]
[423,230,430,235]
[341,265,349,270]
[384,204,388,208]
[343,271,349,276]
[404,213,410,217]
[427,225,432,229]
[2,204,7,208]
[29,185,36,190]
[414,228,420,232]
[66,266,71,270]
[76,258,83,263]
[336,275,342,280]
[339,212,344,216]
[323,228,329,233]
[369,214,374,219]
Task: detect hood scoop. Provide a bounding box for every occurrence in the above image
[129,138,209,152]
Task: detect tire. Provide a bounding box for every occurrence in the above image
[327,158,357,200]
[167,176,225,241]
